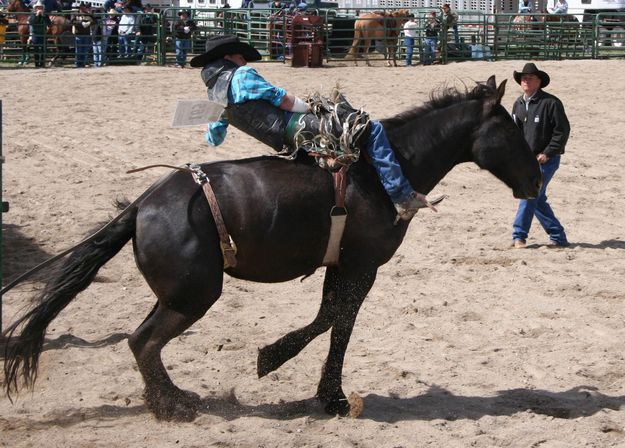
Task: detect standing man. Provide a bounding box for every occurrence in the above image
[422,10,440,65]
[510,63,570,248]
[117,4,137,59]
[402,14,417,66]
[28,0,51,68]
[71,2,95,68]
[172,9,196,68]
[439,3,459,45]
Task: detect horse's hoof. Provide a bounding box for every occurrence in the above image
[323,397,351,416]
[145,387,202,422]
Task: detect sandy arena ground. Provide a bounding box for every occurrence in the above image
[1,59,625,447]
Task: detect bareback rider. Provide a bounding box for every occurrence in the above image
[190,34,437,221]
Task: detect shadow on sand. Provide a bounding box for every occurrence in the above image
[2,384,623,429]
[1,223,55,286]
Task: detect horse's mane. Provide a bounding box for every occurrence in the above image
[382,82,494,128]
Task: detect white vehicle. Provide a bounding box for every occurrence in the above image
[546,0,625,21]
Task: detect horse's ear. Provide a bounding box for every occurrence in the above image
[486,75,496,90]
[496,79,507,104]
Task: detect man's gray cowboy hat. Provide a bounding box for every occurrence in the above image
[513,62,550,88]
[190,34,261,68]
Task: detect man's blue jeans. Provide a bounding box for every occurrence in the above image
[512,155,568,245]
[423,37,438,65]
[404,36,414,65]
[175,38,191,66]
[366,121,414,204]
[74,35,91,67]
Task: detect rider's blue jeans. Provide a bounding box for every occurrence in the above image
[366,121,414,203]
[512,155,568,245]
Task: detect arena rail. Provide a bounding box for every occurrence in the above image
[0,7,623,67]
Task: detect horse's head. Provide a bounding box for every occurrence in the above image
[471,75,541,199]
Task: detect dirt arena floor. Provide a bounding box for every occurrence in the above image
[1,59,625,447]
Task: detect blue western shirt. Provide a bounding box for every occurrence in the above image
[205,66,287,146]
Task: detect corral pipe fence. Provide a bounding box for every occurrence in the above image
[2,8,625,67]
[0,11,160,67]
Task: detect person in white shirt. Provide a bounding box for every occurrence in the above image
[518,0,532,13]
[117,4,136,58]
[403,14,418,66]
[548,0,568,14]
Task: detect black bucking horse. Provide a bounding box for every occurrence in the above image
[3,76,541,421]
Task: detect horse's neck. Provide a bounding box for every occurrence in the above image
[385,102,481,194]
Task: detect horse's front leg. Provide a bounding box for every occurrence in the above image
[257,266,343,377]
[316,267,377,416]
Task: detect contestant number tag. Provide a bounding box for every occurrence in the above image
[171,100,225,128]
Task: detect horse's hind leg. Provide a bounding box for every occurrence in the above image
[129,205,225,421]
[363,39,372,66]
[316,266,377,415]
[257,266,344,377]
[128,304,207,421]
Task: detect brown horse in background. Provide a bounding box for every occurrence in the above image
[7,0,72,66]
[347,9,409,67]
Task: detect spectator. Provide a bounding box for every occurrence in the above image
[90,6,105,66]
[172,9,196,68]
[103,8,118,63]
[136,3,156,61]
[217,2,230,28]
[270,0,284,12]
[518,0,532,13]
[547,0,568,14]
[28,0,61,13]
[423,10,440,65]
[439,3,459,45]
[510,63,570,248]
[71,2,95,68]
[125,0,143,12]
[103,0,116,12]
[241,0,254,7]
[402,14,417,66]
[28,0,51,68]
[469,34,491,60]
[117,4,136,58]
[103,8,118,62]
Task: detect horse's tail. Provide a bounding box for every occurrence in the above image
[3,203,138,400]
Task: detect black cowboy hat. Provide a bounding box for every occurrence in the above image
[513,62,550,88]
[190,34,261,68]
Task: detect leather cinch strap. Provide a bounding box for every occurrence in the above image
[188,164,238,269]
[322,166,348,266]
